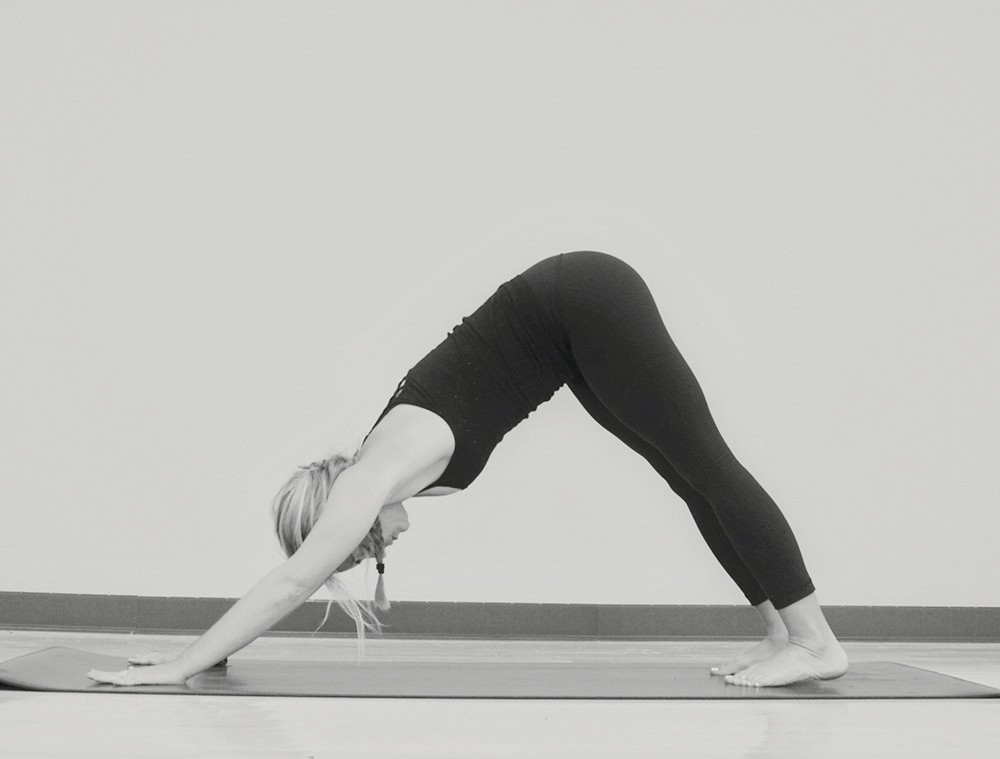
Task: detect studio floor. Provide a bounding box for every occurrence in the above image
[0,630,998,758]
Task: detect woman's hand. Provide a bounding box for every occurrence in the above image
[127,651,176,666]
[87,662,188,687]
[128,651,227,667]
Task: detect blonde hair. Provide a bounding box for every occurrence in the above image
[271,450,389,657]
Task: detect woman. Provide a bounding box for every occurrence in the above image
[88,251,848,688]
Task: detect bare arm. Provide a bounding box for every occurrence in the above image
[87,404,454,686]
[88,464,392,685]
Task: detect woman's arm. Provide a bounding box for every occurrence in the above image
[87,464,392,686]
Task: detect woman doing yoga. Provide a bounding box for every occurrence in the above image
[88,251,848,688]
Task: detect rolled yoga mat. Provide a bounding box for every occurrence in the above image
[1,647,997,699]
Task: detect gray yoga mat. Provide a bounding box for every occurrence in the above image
[1,647,997,699]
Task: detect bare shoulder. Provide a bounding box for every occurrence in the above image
[356,404,456,502]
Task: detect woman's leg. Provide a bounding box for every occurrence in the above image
[556,251,846,686]
[566,377,769,606]
[557,252,814,608]
[568,377,792,674]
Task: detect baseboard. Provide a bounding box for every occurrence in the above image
[1,592,997,641]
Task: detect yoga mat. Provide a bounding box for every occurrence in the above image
[1,647,997,699]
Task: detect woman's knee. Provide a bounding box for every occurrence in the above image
[666,443,745,496]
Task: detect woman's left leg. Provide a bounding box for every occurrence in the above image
[566,377,768,604]
[568,377,791,675]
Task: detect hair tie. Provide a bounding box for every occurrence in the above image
[374,561,389,611]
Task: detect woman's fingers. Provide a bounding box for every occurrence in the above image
[87,667,144,686]
[87,663,188,686]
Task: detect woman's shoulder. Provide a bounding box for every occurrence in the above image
[356,404,456,501]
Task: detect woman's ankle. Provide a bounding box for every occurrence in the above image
[775,593,838,644]
[754,600,789,641]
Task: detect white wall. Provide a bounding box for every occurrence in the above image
[2,1,997,609]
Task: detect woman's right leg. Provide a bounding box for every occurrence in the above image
[555,251,846,686]
[555,251,815,609]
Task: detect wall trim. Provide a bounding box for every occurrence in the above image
[2,593,998,641]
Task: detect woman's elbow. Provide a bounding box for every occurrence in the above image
[270,561,327,604]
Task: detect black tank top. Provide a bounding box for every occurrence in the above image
[369,259,577,491]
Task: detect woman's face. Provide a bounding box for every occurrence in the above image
[378,501,410,546]
[335,501,409,572]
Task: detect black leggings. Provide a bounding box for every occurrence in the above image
[527,251,814,610]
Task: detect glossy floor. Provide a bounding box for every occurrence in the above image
[1,630,998,758]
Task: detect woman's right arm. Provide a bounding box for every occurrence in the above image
[171,464,391,676]
[89,405,454,686]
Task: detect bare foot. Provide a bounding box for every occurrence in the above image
[724,637,848,687]
[710,636,788,676]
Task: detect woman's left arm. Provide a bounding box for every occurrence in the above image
[88,465,391,686]
[87,566,317,685]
